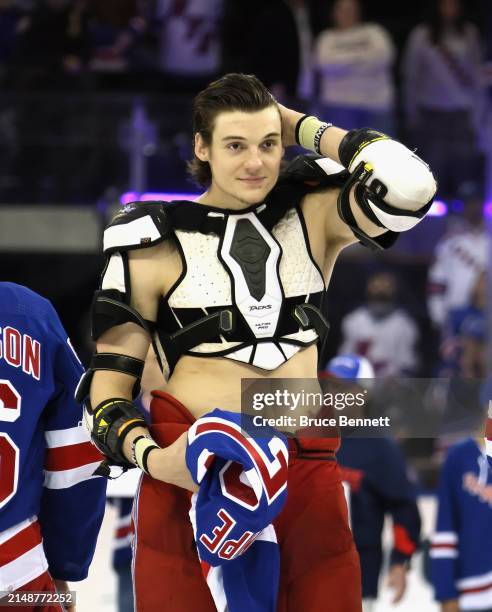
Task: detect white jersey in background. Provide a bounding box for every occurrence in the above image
[339,306,419,377]
[314,22,395,110]
[427,229,489,328]
[156,0,222,76]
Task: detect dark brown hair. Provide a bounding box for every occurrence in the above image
[187,73,278,188]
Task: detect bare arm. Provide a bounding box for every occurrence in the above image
[89,243,197,491]
[278,104,387,246]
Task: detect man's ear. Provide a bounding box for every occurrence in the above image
[194,132,209,162]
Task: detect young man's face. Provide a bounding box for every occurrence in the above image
[195,106,284,208]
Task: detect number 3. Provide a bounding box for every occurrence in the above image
[0,380,21,508]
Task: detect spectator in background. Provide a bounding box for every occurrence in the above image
[155,0,222,90]
[87,0,149,73]
[326,355,421,612]
[427,183,488,338]
[438,271,487,378]
[313,0,396,133]
[459,272,486,379]
[402,0,484,198]
[430,430,492,612]
[14,0,89,86]
[339,271,420,377]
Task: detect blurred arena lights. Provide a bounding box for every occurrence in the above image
[121,191,199,205]
[120,193,482,218]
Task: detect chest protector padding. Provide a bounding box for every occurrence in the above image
[229,218,271,301]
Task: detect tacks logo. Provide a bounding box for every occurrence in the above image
[249,304,272,311]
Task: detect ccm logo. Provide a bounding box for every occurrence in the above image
[249,304,272,311]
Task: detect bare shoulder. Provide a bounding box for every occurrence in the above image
[301,188,355,248]
[128,239,181,319]
[128,237,177,262]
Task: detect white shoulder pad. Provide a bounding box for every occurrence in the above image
[350,139,437,212]
[314,157,346,176]
[103,201,171,254]
[104,215,162,252]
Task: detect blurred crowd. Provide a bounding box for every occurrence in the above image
[0,0,490,197]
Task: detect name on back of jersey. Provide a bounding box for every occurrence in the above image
[0,325,41,381]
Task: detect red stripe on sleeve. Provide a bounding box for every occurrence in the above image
[116,525,133,539]
[461,581,492,595]
[0,522,42,565]
[45,441,103,471]
[393,524,417,556]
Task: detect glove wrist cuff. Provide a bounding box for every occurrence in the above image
[295,115,332,154]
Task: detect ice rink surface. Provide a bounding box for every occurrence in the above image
[73,497,439,612]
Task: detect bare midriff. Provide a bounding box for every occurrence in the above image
[163,343,321,419]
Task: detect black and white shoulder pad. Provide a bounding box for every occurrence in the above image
[280,154,350,188]
[103,201,172,255]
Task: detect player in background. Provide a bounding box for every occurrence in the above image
[0,282,106,611]
[326,355,421,611]
[431,426,492,612]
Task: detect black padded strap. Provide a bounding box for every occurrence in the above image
[164,309,235,371]
[292,304,329,343]
[337,162,398,251]
[158,293,328,373]
[75,353,145,404]
[92,289,150,340]
[89,353,145,378]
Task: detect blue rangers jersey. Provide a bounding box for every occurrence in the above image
[0,283,106,591]
[186,409,289,612]
[431,438,492,610]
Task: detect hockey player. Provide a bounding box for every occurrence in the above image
[328,354,421,611]
[78,73,436,610]
[430,434,492,612]
[0,283,106,610]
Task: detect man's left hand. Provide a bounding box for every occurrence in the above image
[386,563,408,604]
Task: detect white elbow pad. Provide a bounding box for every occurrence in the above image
[337,135,437,249]
[348,138,437,215]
